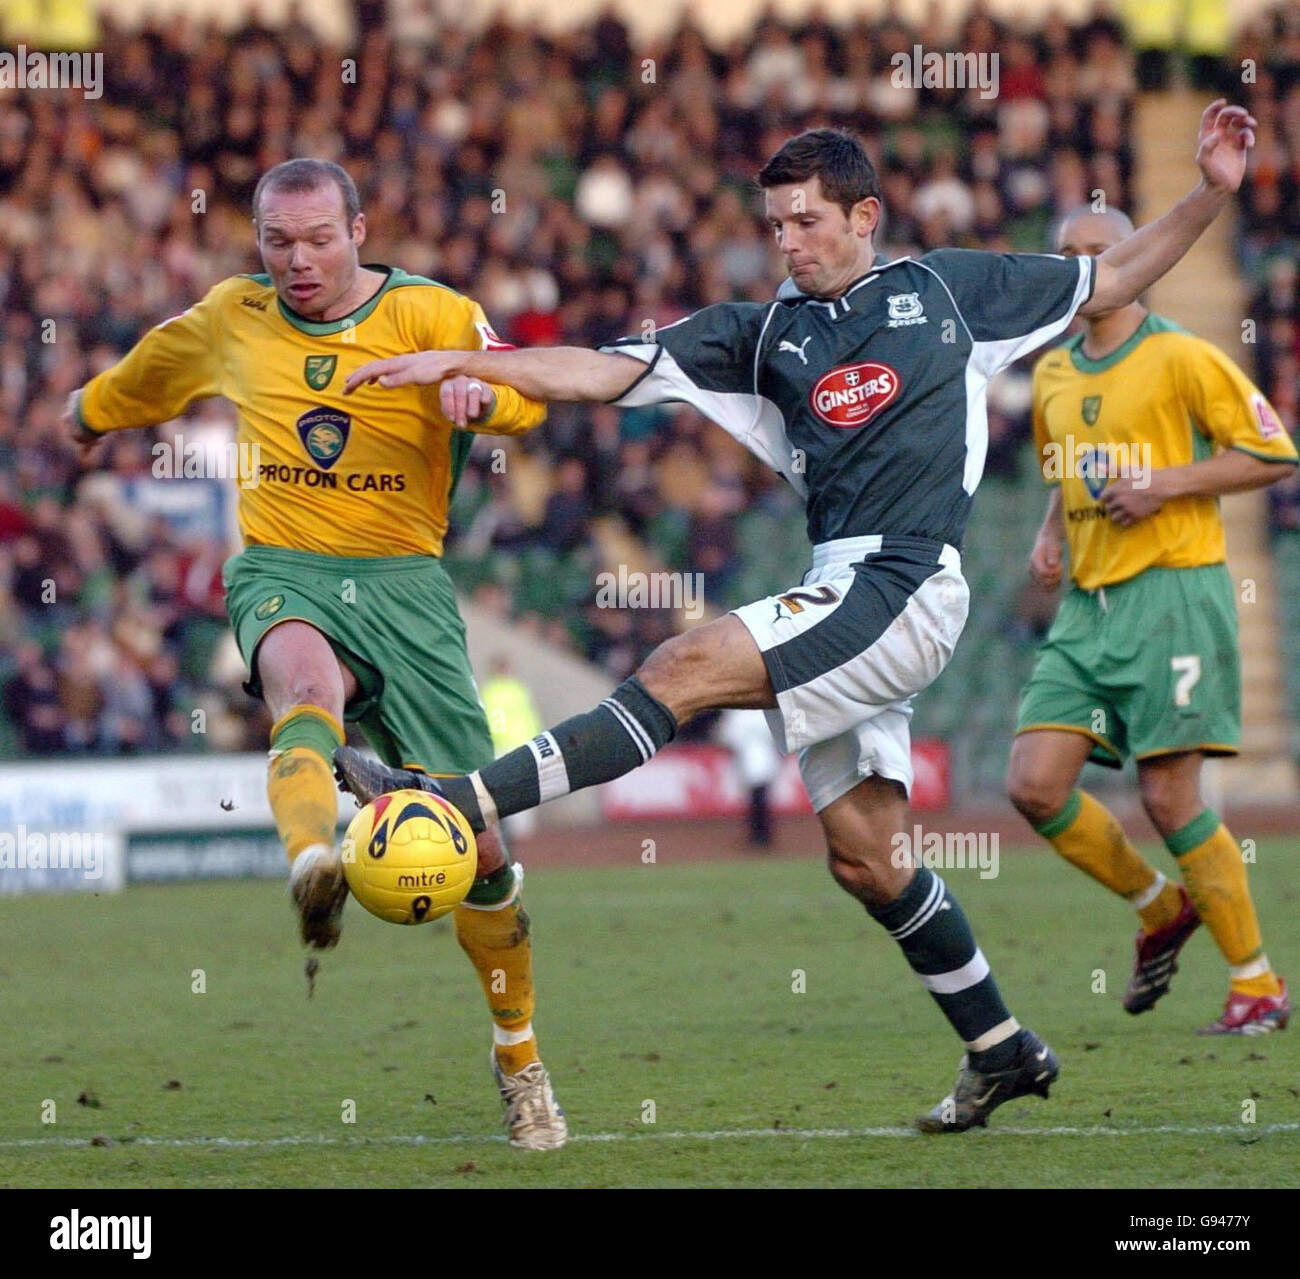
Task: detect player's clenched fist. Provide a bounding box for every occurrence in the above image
[1028,531,1064,590]
[1100,475,1167,527]
[440,375,497,428]
[61,388,103,462]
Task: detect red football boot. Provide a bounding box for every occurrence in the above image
[1199,980,1290,1036]
[1123,885,1200,1014]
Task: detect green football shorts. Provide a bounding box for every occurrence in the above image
[223,545,494,774]
[1015,563,1240,767]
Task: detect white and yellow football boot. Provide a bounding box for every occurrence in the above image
[492,1050,568,1150]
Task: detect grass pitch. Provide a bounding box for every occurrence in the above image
[1,841,1296,1188]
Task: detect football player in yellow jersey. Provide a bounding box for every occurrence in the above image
[62,159,567,1148]
[1008,206,1297,1035]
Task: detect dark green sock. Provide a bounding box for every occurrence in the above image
[445,676,677,833]
[869,867,1024,1070]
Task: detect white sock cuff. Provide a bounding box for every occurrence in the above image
[1230,954,1271,981]
[287,843,334,886]
[526,731,571,803]
[493,1021,534,1047]
[965,1016,1020,1053]
[1130,871,1167,911]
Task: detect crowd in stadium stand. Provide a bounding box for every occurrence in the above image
[1233,7,1300,537]
[11,3,1289,760]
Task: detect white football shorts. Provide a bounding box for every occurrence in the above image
[731,535,969,811]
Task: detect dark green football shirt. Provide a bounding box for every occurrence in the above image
[602,250,1094,551]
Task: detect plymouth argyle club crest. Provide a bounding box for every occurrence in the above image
[1081,395,1102,426]
[296,406,350,469]
[885,292,926,326]
[304,354,337,390]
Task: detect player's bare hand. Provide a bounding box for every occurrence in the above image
[441,375,497,428]
[1195,99,1256,195]
[1029,533,1065,589]
[1101,476,1165,527]
[62,389,103,464]
[343,351,467,394]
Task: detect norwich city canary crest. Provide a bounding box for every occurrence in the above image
[1081,395,1102,426]
[304,355,337,391]
[254,594,285,620]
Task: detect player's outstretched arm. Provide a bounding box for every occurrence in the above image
[1082,101,1256,316]
[344,347,644,406]
[63,292,222,458]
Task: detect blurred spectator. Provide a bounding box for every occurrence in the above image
[480,653,543,838]
[536,457,593,556]
[1122,0,1178,91]
[4,642,64,755]
[717,708,782,849]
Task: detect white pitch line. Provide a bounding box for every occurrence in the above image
[2,1122,1297,1151]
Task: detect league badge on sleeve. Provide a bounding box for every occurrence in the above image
[1251,393,1284,441]
[474,321,515,351]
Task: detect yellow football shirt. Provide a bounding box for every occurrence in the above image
[77,267,546,558]
[1032,313,1296,590]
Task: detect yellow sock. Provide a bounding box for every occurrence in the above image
[1168,811,1280,998]
[1034,789,1183,930]
[266,705,344,864]
[455,879,539,1075]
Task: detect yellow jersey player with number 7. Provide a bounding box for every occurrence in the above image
[62,159,568,1149]
[1007,206,1296,1036]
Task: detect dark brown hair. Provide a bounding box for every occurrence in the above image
[757,129,881,216]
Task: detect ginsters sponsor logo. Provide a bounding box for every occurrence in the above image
[810,362,901,428]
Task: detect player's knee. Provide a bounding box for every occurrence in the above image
[637,637,701,725]
[1138,771,1199,836]
[1005,763,1069,827]
[825,837,903,910]
[283,676,337,712]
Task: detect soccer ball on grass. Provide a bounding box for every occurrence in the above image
[341,789,478,925]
